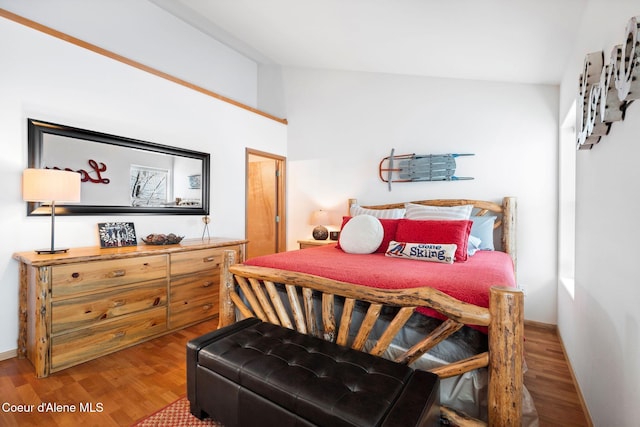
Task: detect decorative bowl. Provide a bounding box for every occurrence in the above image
[142,233,184,245]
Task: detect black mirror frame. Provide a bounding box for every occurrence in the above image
[27,118,210,216]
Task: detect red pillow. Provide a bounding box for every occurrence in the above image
[337,216,400,253]
[395,219,473,261]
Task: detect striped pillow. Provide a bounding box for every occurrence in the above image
[350,204,406,219]
[404,203,473,220]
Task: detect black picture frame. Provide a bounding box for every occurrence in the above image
[27,118,210,216]
[98,222,138,248]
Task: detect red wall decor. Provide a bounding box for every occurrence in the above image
[47,159,110,184]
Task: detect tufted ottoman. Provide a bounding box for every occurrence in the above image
[187,318,440,427]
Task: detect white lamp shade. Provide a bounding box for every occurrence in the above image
[22,168,81,203]
[310,209,330,225]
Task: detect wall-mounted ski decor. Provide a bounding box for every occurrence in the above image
[577,15,639,150]
[379,149,474,191]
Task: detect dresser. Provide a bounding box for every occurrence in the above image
[13,237,246,377]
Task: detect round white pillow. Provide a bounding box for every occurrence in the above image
[339,215,384,254]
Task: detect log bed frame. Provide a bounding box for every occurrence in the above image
[219,197,523,427]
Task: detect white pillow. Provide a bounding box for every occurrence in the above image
[350,204,405,219]
[339,215,384,254]
[404,203,473,220]
[385,240,457,264]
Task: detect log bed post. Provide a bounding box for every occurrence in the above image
[218,250,237,329]
[487,286,524,426]
[502,196,517,275]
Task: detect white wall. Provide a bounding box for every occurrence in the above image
[0,0,258,107]
[282,67,559,323]
[558,2,640,425]
[0,16,287,355]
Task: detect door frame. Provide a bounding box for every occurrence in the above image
[245,148,287,254]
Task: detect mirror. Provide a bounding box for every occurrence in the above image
[27,119,210,216]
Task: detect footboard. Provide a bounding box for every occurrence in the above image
[219,250,524,427]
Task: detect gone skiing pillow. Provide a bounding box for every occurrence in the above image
[385,240,457,264]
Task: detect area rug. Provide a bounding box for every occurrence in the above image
[133,397,223,427]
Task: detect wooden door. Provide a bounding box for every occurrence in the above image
[246,149,286,259]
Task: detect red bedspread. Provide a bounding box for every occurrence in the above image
[244,244,516,327]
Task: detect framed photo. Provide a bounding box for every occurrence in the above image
[98,222,137,248]
[130,165,169,207]
[188,174,201,189]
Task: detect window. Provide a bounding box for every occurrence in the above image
[558,102,576,299]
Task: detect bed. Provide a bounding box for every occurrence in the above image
[219,197,536,426]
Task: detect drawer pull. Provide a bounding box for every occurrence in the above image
[112,300,126,307]
[202,281,213,288]
[113,331,126,338]
[202,304,212,311]
[110,270,126,278]
[203,257,216,263]
[72,272,80,279]
[153,297,161,306]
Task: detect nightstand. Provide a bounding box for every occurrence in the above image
[297,239,337,249]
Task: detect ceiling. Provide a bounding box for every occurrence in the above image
[152,0,588,85]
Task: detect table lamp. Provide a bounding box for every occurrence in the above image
[22,168,81,254]
[310,209,330,240]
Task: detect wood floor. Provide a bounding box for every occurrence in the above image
[0,320,215,427]
[523,322,591,426]
[0,318,589,427]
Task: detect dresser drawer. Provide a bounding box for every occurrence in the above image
[51,306,167,372]
[51,281,167,334]
[171,272,218,297]
[170,272,218,328]
[170,248,226,276]
[52,255,168,298]
[169,294,217,329]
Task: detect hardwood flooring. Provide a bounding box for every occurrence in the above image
[0,318,589,426]
[0,319,215,427]
[524,322,591,427]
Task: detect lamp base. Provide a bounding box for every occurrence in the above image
[312,225,329,240]
[35,248,70,254]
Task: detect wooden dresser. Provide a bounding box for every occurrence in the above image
[13,237,246,377]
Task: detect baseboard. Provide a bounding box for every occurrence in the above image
[555,329,595,427]
[524,319,557,331]
[0,348,17,362]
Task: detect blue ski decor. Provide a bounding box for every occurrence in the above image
[379,149,474,190]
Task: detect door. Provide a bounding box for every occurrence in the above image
[246,149,286,259]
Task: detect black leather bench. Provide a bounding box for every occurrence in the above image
[187,318,440,427]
